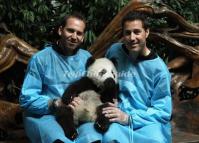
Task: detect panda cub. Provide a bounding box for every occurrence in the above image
[55,57,119,140]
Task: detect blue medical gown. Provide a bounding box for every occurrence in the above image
[19,45,91,143]
[100,43,172,143]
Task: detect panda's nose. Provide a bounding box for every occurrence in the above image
[104,78,116,87]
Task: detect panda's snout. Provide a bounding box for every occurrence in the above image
[104,78,116,88]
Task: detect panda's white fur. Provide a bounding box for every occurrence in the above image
[87,58,118,87]
[73,90,102,125]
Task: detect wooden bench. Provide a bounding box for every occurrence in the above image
[173,129,199,143]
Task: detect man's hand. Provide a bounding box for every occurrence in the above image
[102,102,129,125]
[68,97,83,111]
[49,97,83,112]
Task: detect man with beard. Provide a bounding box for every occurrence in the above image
[102,11,172,143]
[19,13,92,143]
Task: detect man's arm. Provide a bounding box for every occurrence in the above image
[129,72,172,129]
[19,57,51,115]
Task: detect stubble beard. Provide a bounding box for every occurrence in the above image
[58,39,80,56]
[127,41,146,60]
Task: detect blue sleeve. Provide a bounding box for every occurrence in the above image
[81,49,92,62]
[105,49,110,58]
[105,45,114,59]
[130,72,172,129]
[85,50,92,58]
[19,56,51,115]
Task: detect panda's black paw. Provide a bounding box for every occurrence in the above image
[62,95,74,105]
[94,104,111,133]
[65,129,78,141]
[94,120,110,133]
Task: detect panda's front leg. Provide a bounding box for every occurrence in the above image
[62,91,77,105]
[56,106,78,140]
[94,103,111,133]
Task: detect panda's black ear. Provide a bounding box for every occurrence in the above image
[110,58,118,67]
[86,56,95,69]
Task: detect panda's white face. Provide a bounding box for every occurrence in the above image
[86,58,118,87]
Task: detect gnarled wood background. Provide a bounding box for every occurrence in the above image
[0,1,199,142]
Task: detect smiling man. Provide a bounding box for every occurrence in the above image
[57,15,85,56]
[19,13,92,143]
[122,16,150,61]
[104,11,172,143]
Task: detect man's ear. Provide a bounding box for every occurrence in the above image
[80,35,85,42]
[145,28,150,38]
[58,26,63,36]
[86,57,95,69]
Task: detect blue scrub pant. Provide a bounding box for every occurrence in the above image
[24,114,171,143]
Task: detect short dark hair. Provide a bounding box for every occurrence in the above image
[60,12,86,28]
[48,12,86,42]
[121,11,149,30]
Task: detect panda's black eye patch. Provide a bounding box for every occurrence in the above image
[99,69,107,76]
[112,70,116,78]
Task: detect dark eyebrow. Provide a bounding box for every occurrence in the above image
[65,28,84,35]
[123,30,132,35]
[66,28,75,32]
[123,29,142,35]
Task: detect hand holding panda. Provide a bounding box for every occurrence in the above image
[51,57,119,140]
[102,102,129,125]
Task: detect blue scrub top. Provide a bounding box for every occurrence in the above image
[19,44,91,115]
[19,44,92,143]
[105,43,172,142]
